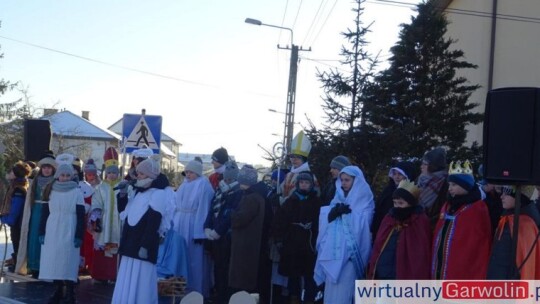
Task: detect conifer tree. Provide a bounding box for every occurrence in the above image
[364,0,482,161]
[306,0,379,183]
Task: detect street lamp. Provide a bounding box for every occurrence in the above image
[268,108,285,114]
[246,17,299,155]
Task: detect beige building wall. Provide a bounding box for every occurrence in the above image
[442,0,540,145]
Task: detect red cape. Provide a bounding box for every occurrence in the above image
[432,200,492,279]
[368,211,432,279]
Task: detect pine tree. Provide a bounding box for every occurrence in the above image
[306,0,379,183]
[365,0,482,161]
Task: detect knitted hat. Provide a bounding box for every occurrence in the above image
[132,147,154,159]
[502,185,538,201]
[290,131,311,158]
[136,155,161,179]
[330,155,351,171]
[185,160,203,177]
[54,163,75,179]
[448,160,475,192]
[222,161,240,182]
[104,147,119,174]
[84,159,98,174]
[12,161,31,179]
[212,147,229,165]
[423,147,447,172]
[238,165,258,187]
[38,150,57,169]
[388,161,418,181]
[393,180,421,206]
[271,169,289,184]
[296,171,314,190]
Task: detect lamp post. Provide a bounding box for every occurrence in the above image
[246,17,300,154]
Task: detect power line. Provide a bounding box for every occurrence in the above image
[301,56,348,72]
[0,35,219,88]
[372,0,540,25]
[309,0,338,47]
[292,0,304,31]
[0,35,282,99]
[302,0,328,46]
[278,0,290,44]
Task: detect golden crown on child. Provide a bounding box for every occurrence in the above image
[448,160,473,175]
[397,180,420,198]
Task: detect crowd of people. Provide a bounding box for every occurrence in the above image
[0,130,539,304]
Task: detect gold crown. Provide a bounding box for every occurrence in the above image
[448,160,473,176]
[397,180,420,199]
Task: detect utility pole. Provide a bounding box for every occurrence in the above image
[245,18,311,154]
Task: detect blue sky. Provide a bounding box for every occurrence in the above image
[0,0,418,165]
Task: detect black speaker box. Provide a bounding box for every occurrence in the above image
[483,87,540,184]
[24,119,52,161]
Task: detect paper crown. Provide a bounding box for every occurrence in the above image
[290,131,312,158]
[103,147,119,168]
[448,160,473,176]
[397,179,420,199]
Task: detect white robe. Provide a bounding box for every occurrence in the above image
[314,166,374,303]
[113,256,158,304]
[113,187,167,304]
[39,188,85,282]
[172,176,214,297]
[91,181,122,252]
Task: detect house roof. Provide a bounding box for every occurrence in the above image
[108,117,179,144]
[40,110,120,140]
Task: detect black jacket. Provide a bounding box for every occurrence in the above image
[117,174,169,264]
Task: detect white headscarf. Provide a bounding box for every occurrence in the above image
[330,166,374,218]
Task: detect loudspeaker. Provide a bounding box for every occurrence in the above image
[483,87,540,184]
[24,119,52,161]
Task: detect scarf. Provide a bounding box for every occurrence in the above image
[446,186,481,214]
[390,206,417,222]
[52,180,78,192]
[37,174,54,189]
[418,170,447,209]
[215,165,226,175]
[213,181,239,218]
[135,177,153,189]
[290,161,310,174]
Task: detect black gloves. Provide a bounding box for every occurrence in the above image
[328,203,352,223]
[94,218,102,233]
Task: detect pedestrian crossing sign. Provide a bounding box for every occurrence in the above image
[122,113,162,153]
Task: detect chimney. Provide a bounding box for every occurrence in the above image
[43,108,58,116]
[82,111,90,120]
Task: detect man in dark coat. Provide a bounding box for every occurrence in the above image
[229,165,265,294]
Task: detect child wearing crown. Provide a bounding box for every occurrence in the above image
[431,160,492,279]
[487,185,540,279]
[368,180,431,279]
